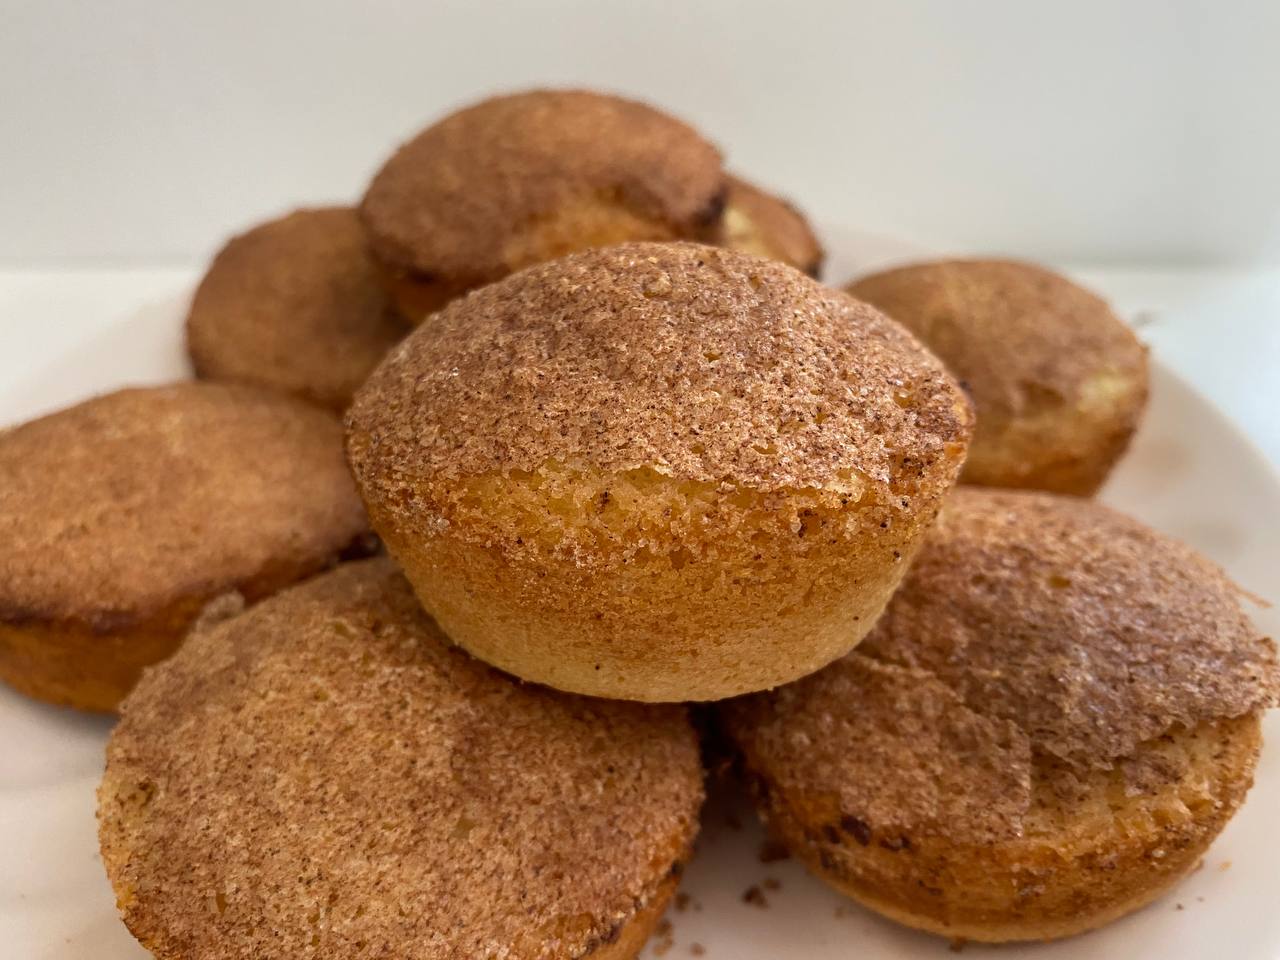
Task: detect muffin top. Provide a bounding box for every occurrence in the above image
[348,242,972,507]
[360,90,725,280]
[720,175,824,276]
[722,488,1278,841]
[186,207,405,411]
[100,558,702,960]
[0,382,368,628]
[846,258,1147,419]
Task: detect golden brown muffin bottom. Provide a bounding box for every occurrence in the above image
[717,175,824,277]
[745,715,1261,943]
[0,608,192,712]
[367,456,947,702]
[0,545,373,712]
[957,365,1147,496]
[583,869,681,959]
[374,261,480,326]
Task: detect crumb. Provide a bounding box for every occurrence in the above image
[651,918,675,956]
[1175,903,1184,911]
[725,812,743,831]
[762,877,781,892]
[742,885,768,908]
[707,755,734,780]
[758,839,791,863]
[1219,860,1232,872]
[689,945,706,957]
[675,892,691,912]
[949,938,968,953]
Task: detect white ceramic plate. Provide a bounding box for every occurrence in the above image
[2,232,1278,959]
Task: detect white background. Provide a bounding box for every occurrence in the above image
[3,0,1279,268]
[1,0,1278,467]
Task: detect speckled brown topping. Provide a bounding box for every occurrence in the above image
[720,175,824,276]
[100,559,703,960]
[861,488,1278,767]
[723,488,1278,843]
[347,242,972,500]
[0,383,369,628]
[360,90,724,281]
[846,259,1147,418]
[727,655,1032,842]
[187,207,406,411]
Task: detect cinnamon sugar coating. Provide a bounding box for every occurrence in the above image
[848,259,1149,495]
[348,242,970,513]
[723,488,1278,845]
[731,655,1033,843]
[360,90,725,285]
[0,382,369,630]
[99,558,703,960]
[859,488,1277,769]
[187,207,406,411]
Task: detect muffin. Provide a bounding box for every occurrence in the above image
[847,259,1149,495]
[718,175,824,276]
[346,243,973,702]
[187,207,406,411]
[721,488,1278,943]
[98,558,703,960]
[0,382,371,711]
[359,88,726,321]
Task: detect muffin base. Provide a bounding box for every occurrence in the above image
[591,871,682,959]
[0,595,235,712]
[744,715,1261,943]
[377,517,917,703]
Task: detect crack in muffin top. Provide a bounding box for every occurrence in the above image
[360,89,725,280]
[347,242,972,503]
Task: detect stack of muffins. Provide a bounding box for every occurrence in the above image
[0,89,1274,957]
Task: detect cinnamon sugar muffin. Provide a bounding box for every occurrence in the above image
[847,259,1149,495]
[721,488,1278,943]
[717,175,824,276]
[98,558,703,960]
[346,243,973,701]
[0,382,371,711]
[359,89,726,322]
[187,207,406,411]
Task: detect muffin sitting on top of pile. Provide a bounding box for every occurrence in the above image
[345,242,973,702]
